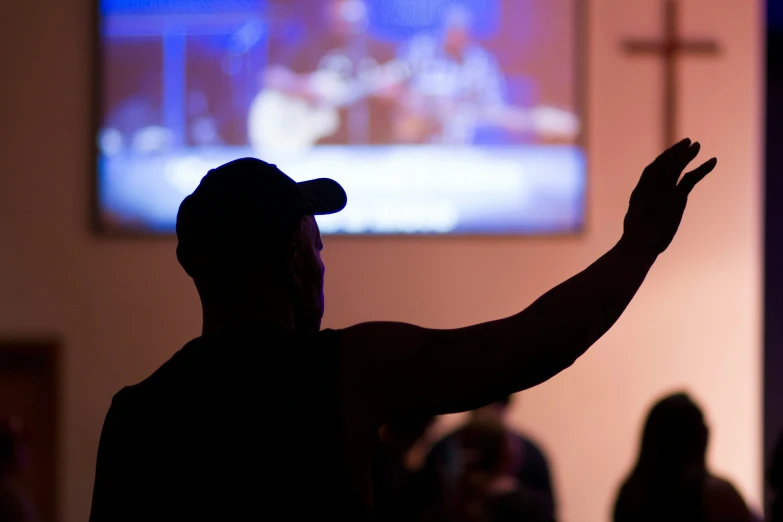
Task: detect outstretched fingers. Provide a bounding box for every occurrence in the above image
[642,138,692,184]
[666,141,702,183]
[658,140,707,186]
[681,142,702,169]
[677,157,718,195]
[655,138,691,164]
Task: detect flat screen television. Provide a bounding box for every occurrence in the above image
[97,0,586,235]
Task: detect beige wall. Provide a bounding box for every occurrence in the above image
[0,0,763,521]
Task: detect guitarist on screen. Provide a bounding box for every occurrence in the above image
[248,0,405,152]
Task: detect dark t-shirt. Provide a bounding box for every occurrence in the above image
[90,327,370,521]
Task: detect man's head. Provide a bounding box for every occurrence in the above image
[176,158,346,333]
[288,215,327,330]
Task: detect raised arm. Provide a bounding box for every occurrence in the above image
[341,139,717,421]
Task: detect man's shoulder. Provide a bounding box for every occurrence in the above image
[110,337,205,407]
[318,327,342,344]
[106,383,154,421]
[110,385,135,407]
[115,328,341,394]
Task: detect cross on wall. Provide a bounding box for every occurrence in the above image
[622,0,721,148]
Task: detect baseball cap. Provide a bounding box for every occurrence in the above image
[176,158,346,277]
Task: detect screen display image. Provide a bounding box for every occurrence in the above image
[97,0,585,235]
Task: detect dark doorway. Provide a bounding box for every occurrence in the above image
[0,340,59,522]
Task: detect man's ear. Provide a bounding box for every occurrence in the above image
[287,241,303,289]
[285,215,307,289]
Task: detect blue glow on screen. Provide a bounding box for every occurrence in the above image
[771,3,783,32]
[97,0,585,235]
[101,0,262,15]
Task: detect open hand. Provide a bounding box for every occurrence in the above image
[622,138,717,255]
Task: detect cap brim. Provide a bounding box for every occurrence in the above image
[297,178,347,215]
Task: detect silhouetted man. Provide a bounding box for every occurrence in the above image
[90,139,717,520]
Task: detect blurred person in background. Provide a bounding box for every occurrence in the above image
[614,392,751,522]
[427,417,553,522]
[420,395,556,521]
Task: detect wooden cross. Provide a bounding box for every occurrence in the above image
[623,0,720,148]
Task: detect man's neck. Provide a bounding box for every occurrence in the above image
[201,312,293,336]
[199,289,296,336]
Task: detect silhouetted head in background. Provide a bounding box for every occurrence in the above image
[459,418,513,478]
[634,392,708,484]
[176,158,346,336]
[614,392,709,522]
[444,418,541,522]
[616,392,753,522]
